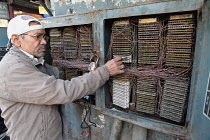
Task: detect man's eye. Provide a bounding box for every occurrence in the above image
[36,35,43,39]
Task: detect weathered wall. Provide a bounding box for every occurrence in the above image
[51,0,168,16]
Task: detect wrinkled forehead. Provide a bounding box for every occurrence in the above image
[26,28,46,35]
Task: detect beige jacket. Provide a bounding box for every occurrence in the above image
[0,46,110,140]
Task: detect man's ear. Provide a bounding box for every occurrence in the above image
[11,34,21,47]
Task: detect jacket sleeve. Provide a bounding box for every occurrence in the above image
[3,62,110,105]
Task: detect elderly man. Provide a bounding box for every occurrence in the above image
[0,15,124,140]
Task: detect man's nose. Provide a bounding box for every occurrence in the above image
[40,38,47,45]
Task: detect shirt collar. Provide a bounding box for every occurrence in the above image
[19,49,45,65]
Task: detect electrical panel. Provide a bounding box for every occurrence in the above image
[138,18,160,65]
[108,12,196,124]
[77,26,94,60]
[160,79,189,123]
[112,75,131,109]
[49,25,95,104]
[49,28,63,59]
[63,27,77,59]
[111,20,133,63]
[49,28,65,79]
[136,76,157,114]
[165,14,194,67]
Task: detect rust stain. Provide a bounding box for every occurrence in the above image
[188,124,194,133]
[161,125,187,139]
[162,125,178,131]
[67,18,72,21]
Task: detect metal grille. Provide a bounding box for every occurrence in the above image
[50,28,65,79]
[160,79,189,122]
[136,76,157,114]
[138,18,160,65]
[49,28,63,59]
[112,75,130,109]
[50,25,94,79]
[111,20,133,63]
[77,26,93,60]
[166,14,195,67]
[63,27,77,59]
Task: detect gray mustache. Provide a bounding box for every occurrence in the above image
[38,46,45,49]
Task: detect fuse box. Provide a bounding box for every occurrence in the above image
[107,12,196,124]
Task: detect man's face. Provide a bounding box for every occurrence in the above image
[18,22,47,58]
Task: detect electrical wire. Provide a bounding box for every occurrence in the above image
[80,101,97,140]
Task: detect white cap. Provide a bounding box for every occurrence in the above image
[7,15,44,39]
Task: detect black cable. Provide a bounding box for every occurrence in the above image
[80,101,97,140]
[80,102,90,129]
[87,103,96,127]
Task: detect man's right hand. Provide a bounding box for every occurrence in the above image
[105,57,125,76]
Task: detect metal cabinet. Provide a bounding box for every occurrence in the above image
[40,0,210,139]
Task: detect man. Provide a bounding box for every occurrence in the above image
[0,15,124,140]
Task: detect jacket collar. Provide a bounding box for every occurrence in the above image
[9,46,45,66]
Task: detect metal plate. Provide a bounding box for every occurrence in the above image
[111,20,133,63]
[167,29,194,34]
[112,76,130,109]
[160,79,189,122]
[136,77,157,114]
